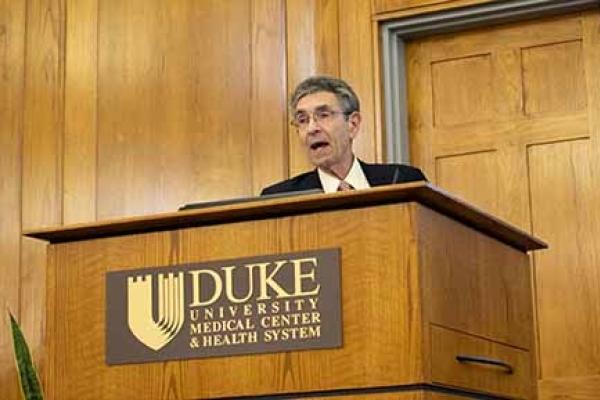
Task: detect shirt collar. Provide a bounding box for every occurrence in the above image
[317,157,371,193]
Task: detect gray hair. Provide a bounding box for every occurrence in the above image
[290,76,360,114]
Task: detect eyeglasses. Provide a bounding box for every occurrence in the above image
[292,108,350,129]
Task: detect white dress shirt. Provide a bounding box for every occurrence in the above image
[317,157,371,193]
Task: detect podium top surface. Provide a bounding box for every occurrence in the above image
[23,182,546,251]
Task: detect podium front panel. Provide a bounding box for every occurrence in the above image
[43,198,535,399]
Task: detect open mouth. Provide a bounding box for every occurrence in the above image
[310,141,329,150]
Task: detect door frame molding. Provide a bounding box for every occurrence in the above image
[380,0,600,163]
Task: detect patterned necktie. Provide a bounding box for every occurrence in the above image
[337,181,355,191]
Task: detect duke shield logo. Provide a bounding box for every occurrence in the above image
[127,272,185,351]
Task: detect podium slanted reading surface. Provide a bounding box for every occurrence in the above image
[25,182,546,399]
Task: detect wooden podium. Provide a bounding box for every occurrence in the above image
[26,182,545,400]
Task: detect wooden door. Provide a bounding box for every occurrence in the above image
[406,11,600,398]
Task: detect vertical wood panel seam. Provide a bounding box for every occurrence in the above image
[369,16,378,162]
[285,0,293,178]
[371,19,383,162]
[55,1,67,389]
[429,58,437,135]
[59,0,66,228]
[281,0,289,180]
[521,142,544,380]
[519,46,527,117]
[249,0,256,194]
[335,0,341,77]
[18,0,30,323]
[582,12,600,152]
[524,143,542,380]
[95,0,100,222]
[62,0,69,223]
[522,137,592,379]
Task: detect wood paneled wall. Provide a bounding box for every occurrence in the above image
[0,0,25,398]
[0,1,378,399]
[2,1,597,399]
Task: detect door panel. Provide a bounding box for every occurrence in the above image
[406,11,600,396]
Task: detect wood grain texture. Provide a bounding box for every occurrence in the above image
[415,205,533,351]
[406,12,600,397]
[250,0,287,195]
[372,20,385,162]
[528,139,600,379]
[522,40,587,116]
[408,12,600,395]
[42,196,538,398]
[372,0,495,20]
[51,232,185,399]
[582,12,600,179]
[19,239,49,377]
[339,0,377,163]
[435,146,531,230]
[44,246,57,400]
[25,183,545,252]
[22,0,64,230]
[21,0,65,390]
[538,375,600,399]
[413,15,585,148]
[286,0,340,176]
[0,0,25,398]
[430,326,531,399]
[97,0,254,218]
[405,40,435,178]
[372,0,453,15]
[432,54,493,127]
[11,3,294,399]
[63,0,98,224]
[426,17,581,61]
[436,150,499,214]
[408,14,585,152]
[415,203,535,399]
[47,204,427,399]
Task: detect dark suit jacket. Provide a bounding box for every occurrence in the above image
[260,160,426,195]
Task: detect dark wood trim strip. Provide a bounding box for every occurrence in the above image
[212,383,511,399]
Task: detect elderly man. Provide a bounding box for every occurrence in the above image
[261,76,425,195]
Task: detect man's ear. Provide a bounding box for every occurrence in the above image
[348,111,362,139]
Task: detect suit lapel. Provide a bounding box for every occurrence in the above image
[359,160,389,187]
[304,169,323,190]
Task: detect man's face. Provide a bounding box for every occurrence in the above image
[294,91,361,173]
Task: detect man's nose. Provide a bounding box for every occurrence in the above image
[306,115,321,133]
